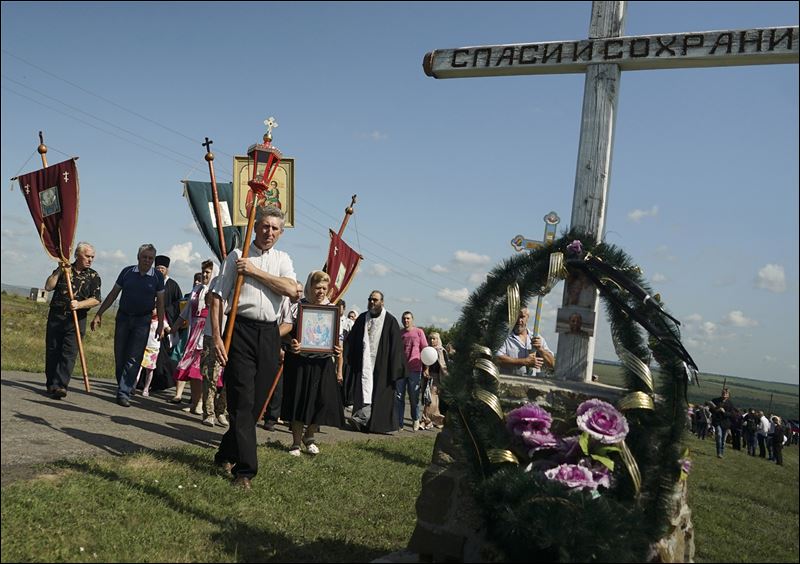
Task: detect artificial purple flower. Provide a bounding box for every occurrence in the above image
[566,240,583,255]
[506,403,558,450]
[590,463,612,489]
[576,399,629,444]
[544,463,598,491]
[679,458,692,475]
[555,435,583,462]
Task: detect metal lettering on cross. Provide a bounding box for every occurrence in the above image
[425,1,798,383]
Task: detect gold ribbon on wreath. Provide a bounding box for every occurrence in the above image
[487,449,519,465]
[507,282,520,327]
[617,439,642,494]
[473,388,505,421]
[617,391,655,411]
[617,348,654,393]
[474,358,500,384]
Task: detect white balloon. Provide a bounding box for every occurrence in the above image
[421,346,438,366]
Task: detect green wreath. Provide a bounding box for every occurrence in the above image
[443,232,693,562]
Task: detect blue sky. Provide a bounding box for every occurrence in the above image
[2,1,797,385]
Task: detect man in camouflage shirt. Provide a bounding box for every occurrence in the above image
[43,242,101,399]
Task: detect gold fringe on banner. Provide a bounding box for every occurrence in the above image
[618,349,654,393]
[617,391,655,411]
[474,358,500,383]
[473,389,505,421]
[507,282,520,327]
[618,439,642,494]
[487,449,519,465]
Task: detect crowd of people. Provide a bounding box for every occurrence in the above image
[689,387,795,466]
[43,205,483,490]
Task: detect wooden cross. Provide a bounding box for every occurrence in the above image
[425,2,798,383]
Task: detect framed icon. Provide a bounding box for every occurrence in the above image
[232,156,295,228]
[296,303,340,354]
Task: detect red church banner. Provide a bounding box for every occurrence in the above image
[17,158,80,262]
[326,230,362,303]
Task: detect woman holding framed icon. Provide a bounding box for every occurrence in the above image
[281,270,345,455]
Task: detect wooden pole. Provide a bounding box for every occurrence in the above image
[554,1,626,383]
[336,195,357,238]
[258,363,284,422]
[202,137,227,259]
[222,190,259,353]
[39,132,90,393]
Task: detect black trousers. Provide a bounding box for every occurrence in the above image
[45,309,86,390]
[215,317,280,479]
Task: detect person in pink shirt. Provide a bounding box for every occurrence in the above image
[399,311,428,431]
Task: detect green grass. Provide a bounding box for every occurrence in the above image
[2,434,797,563]
[1,436,435,563]
[2,292,798,562]
[685,433,799,563]
[1,293,117,379]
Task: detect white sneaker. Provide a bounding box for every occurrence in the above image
[288,446,302,457]
[202,416,216,427]
[305,443,320,456]
[412,420,420,432]
[216,414,229,427]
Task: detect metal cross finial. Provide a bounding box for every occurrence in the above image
[264,116,279,138]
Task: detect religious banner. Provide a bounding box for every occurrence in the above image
[232,156,295,227]
[17,158,80,262]
[182,180,242,262]
[326,229,362,304]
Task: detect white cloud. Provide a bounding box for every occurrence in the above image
[651,273,667,283]
[367,263,391,277]
[653,245,677,262]
[454,250,490,266]
[98,249,127,263]
[164,242,203,266]
[755,264,786,293]
[430,264,449,274]
[468,271,488,285]
[181,221,199,235]
[701,321,717,337]
[357,130,388,141]
[627,205,659,223]
[430,315,451,326]
[764,355,777,363]
[396,296,421,304]
[437,287,469,304]
[684,313,703,323]
[722,310,758,328]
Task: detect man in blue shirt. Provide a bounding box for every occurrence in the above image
[494,307,554,377]
[92,244,165,406]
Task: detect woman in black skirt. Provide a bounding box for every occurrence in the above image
[281,270,344,455]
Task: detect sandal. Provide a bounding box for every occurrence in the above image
[167,397,183,404]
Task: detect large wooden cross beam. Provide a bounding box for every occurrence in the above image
[424,2,798,383]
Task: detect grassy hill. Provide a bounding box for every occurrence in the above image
[3,291,797,420]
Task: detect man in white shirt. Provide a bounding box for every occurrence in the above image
[210,206,297,490]
[494,307,555,377]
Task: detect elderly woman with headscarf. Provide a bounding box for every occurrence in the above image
[281,270,345,456]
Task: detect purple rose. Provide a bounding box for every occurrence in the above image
[544,463,598,491]
[590,464,612,489]
[506,403,558,450]
[566,240,583,255]
[576,399,629,444]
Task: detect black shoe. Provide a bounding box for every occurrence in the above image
[263,419,276,431]
[117,397,131,407]
[53,387,67,399]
